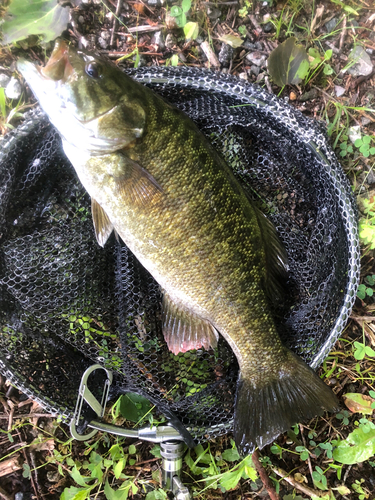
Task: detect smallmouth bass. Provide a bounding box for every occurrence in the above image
[18,40,338,455]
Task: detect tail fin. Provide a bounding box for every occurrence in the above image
[234,350,339,456]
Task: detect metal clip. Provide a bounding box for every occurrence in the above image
[70,364,185,444]
[70,364,113,440]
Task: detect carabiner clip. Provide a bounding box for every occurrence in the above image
[70,364,113,441]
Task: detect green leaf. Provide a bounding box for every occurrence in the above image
[0,88,6,119]
[333,485,351,495]
[330,0,359,15]
[2,0,70,45]
[178,12,187,27]
[343,393,374,415]
[323,64,333,75]
[70,465,91,487]
[219,468,243,491]
[22,463,31,479]
[150,445,161,458]
[170,54,179,66]
[363,135,371,144]
[129,444,137,455]
[218,34,244,48]
[183,22,199,40]
[333,427,375,464]
[222,448,240,462]
[114,458,126,480]
[104,480,115,500]
[61,486,92,500]
[119,393,152,423]
[353,341,366,360]
[181,0,191,13]
[308,48,321,68]
[104,479,128,500]
[109,444,123,462]
[170,5,182,16]
[324,49,333,60]
[268,37,309,86]
[145,490,168,500]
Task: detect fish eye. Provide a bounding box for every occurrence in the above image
[85,62,101,78]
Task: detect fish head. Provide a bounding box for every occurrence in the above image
[17,39,146,154]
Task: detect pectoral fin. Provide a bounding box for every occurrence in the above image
[162,293,218,355]
[91,198,114,247]
[115,156,163,207]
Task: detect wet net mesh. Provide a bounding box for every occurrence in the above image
[0,67,359,443]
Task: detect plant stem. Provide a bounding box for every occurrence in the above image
[271,464,328,498]
[252,450,279,500]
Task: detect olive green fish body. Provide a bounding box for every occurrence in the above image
[72,89,280,368]
[18,41,338,455]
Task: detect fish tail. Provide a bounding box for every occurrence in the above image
[234,349,339,456]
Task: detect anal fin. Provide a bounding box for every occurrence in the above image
[162,293,218,355]
[91,198,114,247]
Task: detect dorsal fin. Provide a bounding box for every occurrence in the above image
[254,207,288,303]
[162,293,218,355]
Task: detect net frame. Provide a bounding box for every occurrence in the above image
[0,67,359,442]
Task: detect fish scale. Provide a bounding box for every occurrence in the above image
[17,39,339,455]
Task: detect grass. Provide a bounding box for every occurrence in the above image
[0,87,28,134]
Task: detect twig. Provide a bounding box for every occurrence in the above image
[248,14,261,33]
[265,76,273,94]
[0,396,10,413]
[110,0,123,47]
[7,400,15,432]
[343,464,352,484]
[271,465,327,498]
[200,41,220,68]
[0,413,58,419]
[339,16,347,51]
[29,449,43,499]
[252,450,279,500]
[0,486,12,500]
[126,25,164,33]
[351,315,375,322]
[299,424,314,483]
[206,1,239,4]
[15,428,41,500]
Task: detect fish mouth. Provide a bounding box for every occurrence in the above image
[41,39,74,81]
[18,41,115,127]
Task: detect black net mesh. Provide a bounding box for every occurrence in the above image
[0,67,359,443]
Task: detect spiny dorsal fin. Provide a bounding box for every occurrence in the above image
[162,293,218,355]
[115,155,163,207]
[254,207,288,303]
[91,198,114,247]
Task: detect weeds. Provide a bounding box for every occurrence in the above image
[358,198,375,249]
[0,87,26,134]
